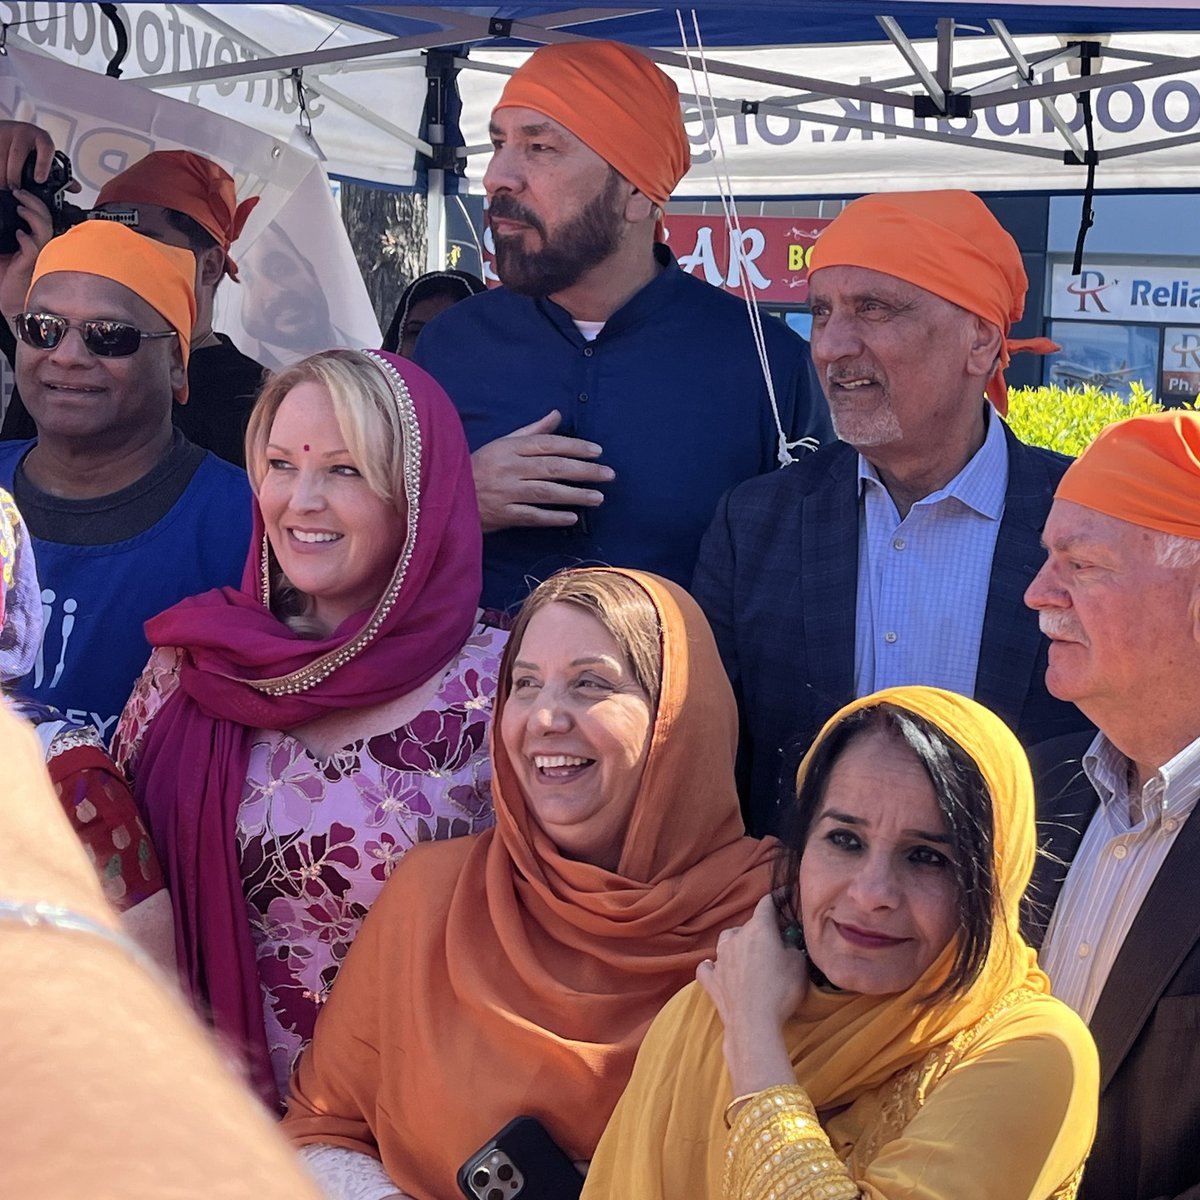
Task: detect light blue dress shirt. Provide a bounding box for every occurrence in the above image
[853,406,1009,699]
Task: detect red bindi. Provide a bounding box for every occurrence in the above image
[303,444,310,452]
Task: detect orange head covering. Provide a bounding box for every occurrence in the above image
[495,40,689,232]
[28,221,196,403]
[1056,410,1200,538]
[95,150,259,282]
[283,569,776,1197]
[809,190,1058,417]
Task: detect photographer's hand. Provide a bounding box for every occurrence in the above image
[0,120,55,188]
[0,188,53,326]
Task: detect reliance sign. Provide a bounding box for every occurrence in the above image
[1050,262,1200,322]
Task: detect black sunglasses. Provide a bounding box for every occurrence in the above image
[15,312,178,358]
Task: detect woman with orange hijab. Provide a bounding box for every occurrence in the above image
[282,567,775,1199]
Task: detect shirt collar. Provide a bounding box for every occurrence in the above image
[1084,728,1200,825]
[535,243,679,344]
[857,404,1008,521]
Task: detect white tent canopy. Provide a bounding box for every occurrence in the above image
[8,2,1200,271]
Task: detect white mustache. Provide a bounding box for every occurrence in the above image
[1039,611,1083,642]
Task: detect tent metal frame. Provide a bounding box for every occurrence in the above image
[9,4,1200,267]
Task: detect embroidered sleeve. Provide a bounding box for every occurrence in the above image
[112,646,185,780]
[49,742,165,911]
[724,1086,860,1200]
[298,1144,412,1200]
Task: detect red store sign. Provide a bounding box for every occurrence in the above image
[481,214,831,305]
[663,215,831,304]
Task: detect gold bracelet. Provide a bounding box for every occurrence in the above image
[723,1092,761,1129]
[723,1085,859,1200]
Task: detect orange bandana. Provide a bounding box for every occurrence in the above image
[29,221,196,402]
[495,40,689,222]
[810,190,1057,416]
[96,150,259,281]
[1056,410,1200,538]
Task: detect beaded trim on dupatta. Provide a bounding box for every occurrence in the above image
[248,350,424,696]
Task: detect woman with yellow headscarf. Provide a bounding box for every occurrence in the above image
[583,687,1099,1200]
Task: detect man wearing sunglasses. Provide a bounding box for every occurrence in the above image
[0,220,250,740]
[0,121,264,467]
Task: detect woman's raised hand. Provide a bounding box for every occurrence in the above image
[696,893,808,1098]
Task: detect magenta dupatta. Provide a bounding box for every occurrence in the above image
[133,352,481,1105]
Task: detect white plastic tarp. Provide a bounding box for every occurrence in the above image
[0,44,381,369]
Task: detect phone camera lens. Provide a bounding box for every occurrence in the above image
[486,1190,503,1200]
[496,1164,514,1182]
[471,1168,490,1189]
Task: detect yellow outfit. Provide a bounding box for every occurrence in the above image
[582,686,1099,1200]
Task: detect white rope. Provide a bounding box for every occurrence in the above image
[674,8,808,467]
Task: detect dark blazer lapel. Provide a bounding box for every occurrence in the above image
[1090,805,1200,1092]
[800,443,859,713]
[975,426,1055,728]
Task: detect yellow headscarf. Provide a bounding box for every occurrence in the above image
[585,686,1051,1196]
[766,685,1048,1110]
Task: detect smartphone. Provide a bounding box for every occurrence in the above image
[457,1115,584,1200]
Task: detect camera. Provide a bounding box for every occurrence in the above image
[0,150,87,255]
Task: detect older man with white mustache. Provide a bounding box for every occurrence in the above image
[1024,410,1200,1200]
[692,189,1094,836]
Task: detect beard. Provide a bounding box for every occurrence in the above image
[829,397,904,447]
[490,174,625,298]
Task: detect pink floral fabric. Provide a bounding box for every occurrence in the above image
[116,621,505,1095]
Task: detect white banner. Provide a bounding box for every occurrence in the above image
[461,34,1200,196]
[0,47,380,370]
[0,2,428,189]
[1049,261,1200,323]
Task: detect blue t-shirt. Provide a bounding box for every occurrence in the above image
[414,247,831,611]
[0,441,251,740]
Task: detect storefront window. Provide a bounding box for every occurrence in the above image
[1043,320,1160,400]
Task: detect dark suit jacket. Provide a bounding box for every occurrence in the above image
[1029,732,1200,1200]
[692,423,1094,835]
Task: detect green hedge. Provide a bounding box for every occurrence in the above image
[1005,382,1169,457]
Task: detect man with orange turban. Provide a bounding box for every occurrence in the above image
[693,188,1091,835]
[413,39,830,611]
[0,123,264,465]
[1025,410,1200,1200]
[0,220,250,734]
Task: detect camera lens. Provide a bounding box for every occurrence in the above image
[471,1168,490,1188]
[497,1164,514,1182]
[487,1190,503,1200]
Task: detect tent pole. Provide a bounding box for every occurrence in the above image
[424,51,453,274]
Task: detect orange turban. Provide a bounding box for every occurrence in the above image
[495,40,689,220]
[1056,410,1200,539]
[95,150,259,282]
[809,190,1057,417]
[29,221,196,402]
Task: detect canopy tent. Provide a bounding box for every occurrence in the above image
[7,2,1200,270]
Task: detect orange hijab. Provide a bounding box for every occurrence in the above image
[810,190,1057,416]
[284,569,776,1198]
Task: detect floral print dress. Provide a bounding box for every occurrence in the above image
[116,621,506,1095]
